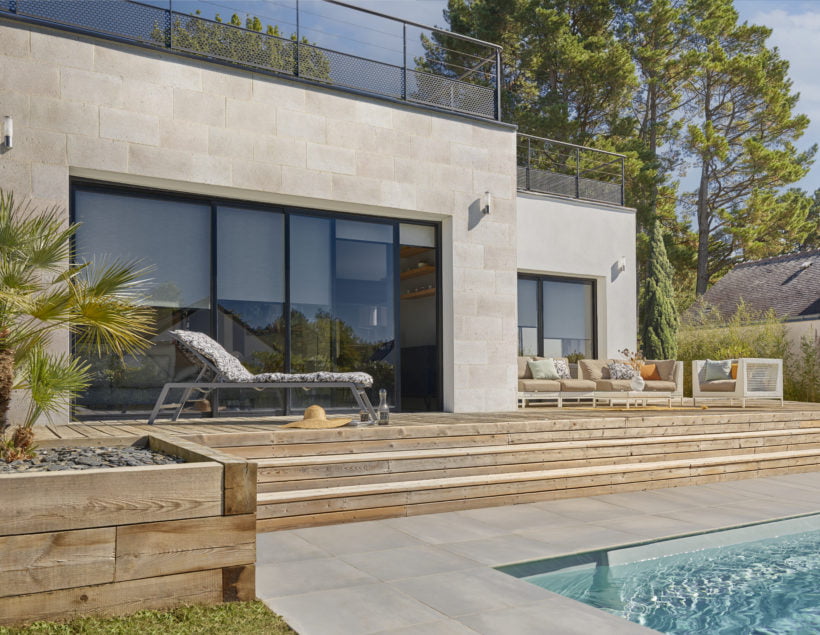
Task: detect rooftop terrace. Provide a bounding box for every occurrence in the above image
[1,0,502,121]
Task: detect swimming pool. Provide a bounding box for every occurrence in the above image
[497,514,820,634]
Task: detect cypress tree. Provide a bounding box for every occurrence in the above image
[640,221,678,359]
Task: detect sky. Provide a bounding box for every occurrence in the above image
[344,0,820,195]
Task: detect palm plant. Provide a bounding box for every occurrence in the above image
[0,190,154,460]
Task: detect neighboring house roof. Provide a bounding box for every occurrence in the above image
[699,249,820,320]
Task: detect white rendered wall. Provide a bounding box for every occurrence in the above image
[0,20,519,417]
[516,192,637,358]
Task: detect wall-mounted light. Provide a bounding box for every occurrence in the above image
[2,116,12,150]
[481,190,492,215]
[617,257,627,272]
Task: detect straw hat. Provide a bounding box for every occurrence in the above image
[281,405,353,429]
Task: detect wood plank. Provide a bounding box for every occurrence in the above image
[1,463,223,536]
[115,515,255,581]
[148,433,257,515]
[0,570,222,626]
[0,528,115,597]
[222,564,255,602]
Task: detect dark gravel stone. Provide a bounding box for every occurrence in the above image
[0,446,185,474]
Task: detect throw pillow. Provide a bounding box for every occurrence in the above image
[731,363,738,380]
[640,363,662,381]
[608,361,636,380]
[704,359,733,381]
[553,358,571,379]
[528,358,560,380]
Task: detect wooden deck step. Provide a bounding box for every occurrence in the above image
[207,412,820,459]
[254,427,820,492]
[256,447,820,531]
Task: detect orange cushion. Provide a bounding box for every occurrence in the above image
[731,363,738,379]
[640,363,662,380]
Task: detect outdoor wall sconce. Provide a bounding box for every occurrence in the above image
[482,190,492,215]
[617,256,627,272]
[2,116,12,150]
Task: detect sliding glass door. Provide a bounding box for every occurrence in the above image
[72,183,438,418]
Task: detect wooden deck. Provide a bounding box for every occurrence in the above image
[33,402,820,531]
[34,400,820,442]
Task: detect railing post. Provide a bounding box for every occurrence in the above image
[494,48,502,121]
[575,147,581,199]
[168,0,173,49]
[620,156,625,206]
[295,0,300,76]
[526,136,531,191]
[402,22,407,101]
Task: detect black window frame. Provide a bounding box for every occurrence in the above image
[517,273,598,359]
[69,178,442,416]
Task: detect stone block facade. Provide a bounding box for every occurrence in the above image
[0,20,519,414]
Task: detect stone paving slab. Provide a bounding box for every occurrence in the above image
[258,471,820,634]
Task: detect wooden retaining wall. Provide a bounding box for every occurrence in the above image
[0,433,256,626]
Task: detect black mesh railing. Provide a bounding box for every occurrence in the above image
[517,134,626,206]
[0,0,502,121]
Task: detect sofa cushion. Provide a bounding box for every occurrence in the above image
[731,363,738,379]
[528,358,560,380]
[644,380,677,392]
[560,379,597,392]
[700,379,736,392]
[578,359,611,381]
[518,356,533,379]
[705,359,733,381]
[652,360,677,382]
[607,361,636,380]
[518,379,562,392]
[595,379,632,391]
[640,363,662,380]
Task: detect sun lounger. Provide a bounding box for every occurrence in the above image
[147,330,376,424]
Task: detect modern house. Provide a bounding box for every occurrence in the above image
[698,249,820,348]
[0,0,636,421]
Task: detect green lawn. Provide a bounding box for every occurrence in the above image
[0,602,295,635]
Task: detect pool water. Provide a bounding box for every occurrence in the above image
[499,516,820,634]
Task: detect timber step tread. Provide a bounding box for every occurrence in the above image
[189,411,820,449]
[257,447,820,504]
[253,427,820,467]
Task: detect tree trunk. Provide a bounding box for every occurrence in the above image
[0,348,14,436]
[696,161,711,295]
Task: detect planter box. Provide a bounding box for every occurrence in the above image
[0,433,257,626]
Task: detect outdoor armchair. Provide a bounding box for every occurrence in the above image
[147,330,377,424]
[692,358,783,407]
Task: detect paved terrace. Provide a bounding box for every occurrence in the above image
[255,471,820,634]
[33,401,820,441]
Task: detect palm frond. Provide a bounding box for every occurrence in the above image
[18,348,90,427]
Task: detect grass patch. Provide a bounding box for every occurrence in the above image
[0,601,295,635]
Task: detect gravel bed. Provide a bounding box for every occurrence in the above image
[0,446,185,473]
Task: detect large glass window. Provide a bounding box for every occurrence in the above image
[72,184,438,418]
[517,275,596,359]
[74,190,211,416]
[217,206,286,413]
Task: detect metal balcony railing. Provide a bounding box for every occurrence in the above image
[517,134,626,206]
[0,0,502,121]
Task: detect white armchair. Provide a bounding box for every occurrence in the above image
[692,358,783,407]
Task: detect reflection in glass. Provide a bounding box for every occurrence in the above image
[217,206,285,413]
[74,190,211,416]
[517,278,538,356]
[542,279,594,358]
[399,231,438,411]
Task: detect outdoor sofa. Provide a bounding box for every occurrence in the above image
[147,330,377,424]
[517,356,683,408]
[692,358,783,407]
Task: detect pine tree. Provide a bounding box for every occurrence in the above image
[640,221,679,360]
[683,0,815,294]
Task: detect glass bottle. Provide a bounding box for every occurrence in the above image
[377,388,389,425]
